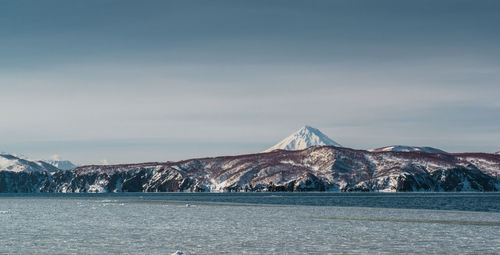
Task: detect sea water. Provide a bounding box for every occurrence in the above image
[0,193,499,254]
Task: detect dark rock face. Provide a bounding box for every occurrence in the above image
[431,167,498,192]
[0,171,52,193]
[1,147,499,193]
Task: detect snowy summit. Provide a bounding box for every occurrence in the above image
[0,153,59,172]
[264,126,342,152]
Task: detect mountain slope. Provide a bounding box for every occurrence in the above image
[45,160,77,170]
[264,126,341,152]
[1,147,498,193]
[0,153,59,172]
[370,145,447,154]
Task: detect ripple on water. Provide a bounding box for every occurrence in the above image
[0,193,499,254]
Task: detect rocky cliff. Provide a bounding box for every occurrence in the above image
[1,146,499,193]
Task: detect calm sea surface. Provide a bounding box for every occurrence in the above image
[1,193,499,254]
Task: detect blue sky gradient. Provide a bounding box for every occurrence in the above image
[1,0,499,164]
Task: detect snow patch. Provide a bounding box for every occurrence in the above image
[370,145,447,154]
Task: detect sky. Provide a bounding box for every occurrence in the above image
[1,0,499,164]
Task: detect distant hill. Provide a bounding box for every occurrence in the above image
[44,160,78,170]
[370,145,447,154]
[0,153,59,172]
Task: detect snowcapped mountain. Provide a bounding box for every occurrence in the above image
[264,126,342,152]
[0,153,59,172]
[44,160,77,170]
[496,151,500,155]
[1,128,499,193]
[2,146,498,193]
[370,145,447,154]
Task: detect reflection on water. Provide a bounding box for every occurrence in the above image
[3,192,499,212]
[308,216,500,226]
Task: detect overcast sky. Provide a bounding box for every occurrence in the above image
[1,0,499,164]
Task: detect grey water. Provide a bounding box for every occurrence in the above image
[0,193,499,254]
